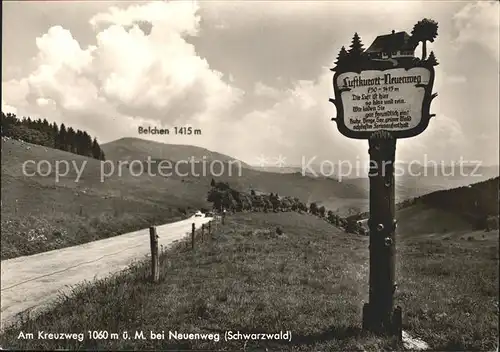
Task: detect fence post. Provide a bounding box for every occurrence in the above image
[222,212,226,225]
[191,223,195,250]
[149,226,159,283]
[201,223,205,242]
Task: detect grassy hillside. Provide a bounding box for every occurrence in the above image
[1,212,497,351]
[394,204,478,238]
[394,177,499,235]
[1,138,367,259]
[1,138,211,259]
[417,177,499,226]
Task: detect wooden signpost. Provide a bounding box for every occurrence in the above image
[329,19,439,338]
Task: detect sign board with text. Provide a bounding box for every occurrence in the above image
[330,30,438,139]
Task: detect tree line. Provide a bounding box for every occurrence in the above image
[1,112,105,160]
[208,178,307,213]
[207,179,364,234]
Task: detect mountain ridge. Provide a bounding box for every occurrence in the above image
[101,137,251,168]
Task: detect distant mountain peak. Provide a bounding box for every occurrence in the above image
[101,137,250,167]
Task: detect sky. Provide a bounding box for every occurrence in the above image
[2,0,499,167]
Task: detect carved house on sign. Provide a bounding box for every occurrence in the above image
[365,30,418,60]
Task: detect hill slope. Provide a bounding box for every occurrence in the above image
[1,138,211,259]
[414,176,499,228]
[102,138,369,211]
[346,177,499,236]
[101,137,251,167]
[1,138,368,258]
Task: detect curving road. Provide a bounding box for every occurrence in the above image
[0,216,213,330]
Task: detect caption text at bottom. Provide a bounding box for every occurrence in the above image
[18,330,293,343]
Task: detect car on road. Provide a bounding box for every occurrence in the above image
[194,211,204,217]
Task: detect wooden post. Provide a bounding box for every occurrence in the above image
[222,211,226,225]
[149,226,159,283]
[362,130,401,338]
[191,223,195,250]
[201,223,205,242]
[208,221,212,236]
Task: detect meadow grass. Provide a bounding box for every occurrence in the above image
[0,212,497,351]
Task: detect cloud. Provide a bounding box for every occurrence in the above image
[253,82,282,99]
[1,99,18,114]
[2,1,243,142]
[36,97,56,107]
[445,75,467,84]
[214,23,227,30]
[89,1,200,36]
[217,72,366,164]
[2,0,497,166]
[453,1,499,62]
[2,78,29,109]
[398,113,465,163]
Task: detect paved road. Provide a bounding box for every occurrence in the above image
[1,216,212,330]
